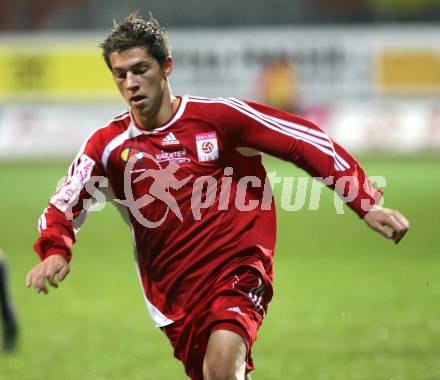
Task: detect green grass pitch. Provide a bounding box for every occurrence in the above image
[0,154,439,379]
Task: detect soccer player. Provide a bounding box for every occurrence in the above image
[26,13,409,380]
[0,249,18,352]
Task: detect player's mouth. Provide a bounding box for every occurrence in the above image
[130,95,147,106]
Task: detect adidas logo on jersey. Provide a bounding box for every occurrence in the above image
[161,132,180,145]
[227,307,245,316]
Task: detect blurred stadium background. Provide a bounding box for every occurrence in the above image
[0,1,439,379]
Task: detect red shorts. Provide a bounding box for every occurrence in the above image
[161,266,272,380]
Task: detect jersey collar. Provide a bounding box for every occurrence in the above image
[128,95,188,135]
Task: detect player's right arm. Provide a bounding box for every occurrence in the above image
[26,254,70,294]
[26,136,106,294]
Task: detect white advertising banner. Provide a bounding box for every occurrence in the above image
[0,100,439,157]
[0,102,125,157]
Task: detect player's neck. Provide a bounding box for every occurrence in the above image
[133,87,178,130]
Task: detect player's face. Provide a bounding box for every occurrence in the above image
[109,47,172,119]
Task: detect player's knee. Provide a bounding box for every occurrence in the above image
[202,359,239,380]
[203,329,247,380]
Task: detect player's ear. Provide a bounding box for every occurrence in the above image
[163,56,173,78]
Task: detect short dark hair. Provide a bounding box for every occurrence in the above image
[100,12,171,70]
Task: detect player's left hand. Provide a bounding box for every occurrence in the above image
[364,206,410,244]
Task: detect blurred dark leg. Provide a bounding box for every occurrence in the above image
[0,255,18,352]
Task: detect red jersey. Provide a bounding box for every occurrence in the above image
[34,96,382,326]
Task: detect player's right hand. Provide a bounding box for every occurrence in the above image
[26,254,70,294]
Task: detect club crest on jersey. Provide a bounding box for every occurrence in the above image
[195,132,219,162]
[161,132,180,145]
[120,146,145,163]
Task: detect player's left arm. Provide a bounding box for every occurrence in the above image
[218,97,409,243]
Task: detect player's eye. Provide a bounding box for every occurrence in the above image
[132,66,148,75]
[113,70,126,79]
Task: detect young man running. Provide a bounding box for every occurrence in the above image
[26,13,409,380]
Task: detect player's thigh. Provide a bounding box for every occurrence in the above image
[203,329,247,380]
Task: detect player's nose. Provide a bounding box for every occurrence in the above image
[126,71,139,91]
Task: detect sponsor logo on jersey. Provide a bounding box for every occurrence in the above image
[155,149,191,164]
[195,132,219,162]
[120,146,146,163]
[161,132,180,145]
[226,306,245,316]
